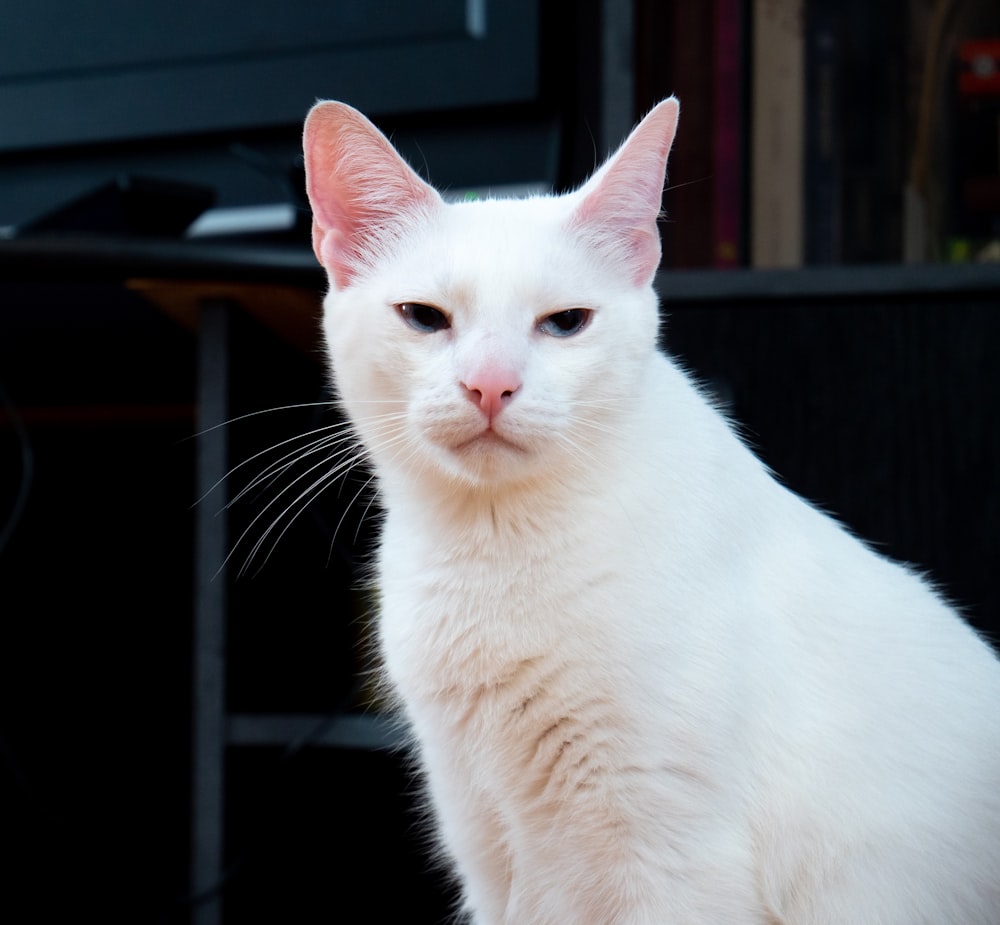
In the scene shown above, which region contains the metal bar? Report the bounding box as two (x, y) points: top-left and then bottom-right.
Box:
(227, 712), (404, 753)
(601, 0), (635, 151)
(190, 300), (231, 925)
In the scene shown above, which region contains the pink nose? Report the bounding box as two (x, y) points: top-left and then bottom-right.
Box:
(462, 368), (521, 421)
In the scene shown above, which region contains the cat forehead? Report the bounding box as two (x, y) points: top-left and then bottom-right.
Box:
(394, 193), (605, 296)
(443, 193), (573, 240)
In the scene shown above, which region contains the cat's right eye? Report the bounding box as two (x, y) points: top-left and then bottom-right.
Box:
(537, 308), (593, 338)
(397, 302), (451, 333)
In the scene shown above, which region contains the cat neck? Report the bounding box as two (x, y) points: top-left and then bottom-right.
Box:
(379, 447), (609, 544)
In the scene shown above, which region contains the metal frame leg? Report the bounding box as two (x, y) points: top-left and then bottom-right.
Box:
(191, 300), (231, 925)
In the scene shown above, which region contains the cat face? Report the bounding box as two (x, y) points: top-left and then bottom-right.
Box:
(303, 100), (679, 492)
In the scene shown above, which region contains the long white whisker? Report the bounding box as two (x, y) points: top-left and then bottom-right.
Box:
(551, 426), (611, 474)
(571, 417), (622, 440)
(353, 478), (384, 545)
(190, 400), (336, 440)
(195, 414), (350, 506)
(230, 413), (414, 575)
(242, 459), (360, 577)
(228, 426), (355, 508)
(224, 442), (364, 578)
(244, 415), (416, 574)
(330, 471), (380, 560)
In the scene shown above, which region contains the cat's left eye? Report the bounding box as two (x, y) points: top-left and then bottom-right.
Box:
(397, 302), (451, 333)
(538, 308), (593, 338)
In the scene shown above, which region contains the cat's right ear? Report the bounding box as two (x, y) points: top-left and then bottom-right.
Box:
(303, 101), (442, 289)
(568, 97), (679, 288)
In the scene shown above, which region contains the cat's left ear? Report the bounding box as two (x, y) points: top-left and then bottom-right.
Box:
(303, 100), (442, 289)
(569, 97), (679, 287)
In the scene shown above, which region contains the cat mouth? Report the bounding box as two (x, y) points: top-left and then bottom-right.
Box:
(453, 428), (524, 454)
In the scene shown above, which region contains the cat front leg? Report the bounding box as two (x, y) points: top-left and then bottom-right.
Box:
(419, 747), (514, 924)
(504, 832), (765, 925)
(448, 800), (512, 925)
(493, 756), (764, 925)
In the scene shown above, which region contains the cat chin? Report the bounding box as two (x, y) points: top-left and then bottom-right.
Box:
(421, 430), (543, 489)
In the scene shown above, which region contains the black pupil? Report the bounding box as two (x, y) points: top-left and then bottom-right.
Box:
(408, 304), (445, 330)
(551, 310), (583, 332)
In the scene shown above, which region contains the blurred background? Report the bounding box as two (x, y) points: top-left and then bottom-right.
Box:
(0, 1), (997, 923)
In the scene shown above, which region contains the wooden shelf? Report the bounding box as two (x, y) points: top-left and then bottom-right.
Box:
(657, 261), (1000, 304)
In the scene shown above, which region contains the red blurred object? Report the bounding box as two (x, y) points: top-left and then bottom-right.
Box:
(959, 39), (1000, 97)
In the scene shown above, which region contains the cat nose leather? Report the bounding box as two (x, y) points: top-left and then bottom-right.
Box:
(461, 369), (521, 421)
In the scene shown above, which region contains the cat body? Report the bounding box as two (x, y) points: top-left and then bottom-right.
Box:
(303, 98), (1000, 923)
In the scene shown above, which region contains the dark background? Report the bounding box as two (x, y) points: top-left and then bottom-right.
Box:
(0, 2), (997, 923)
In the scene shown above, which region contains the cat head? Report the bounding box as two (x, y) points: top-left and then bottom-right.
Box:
(303, 99), (679, 496)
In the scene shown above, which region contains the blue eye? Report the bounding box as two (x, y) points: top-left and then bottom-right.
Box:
(538, 308), (593, 337)
(397, 303), (451, 333)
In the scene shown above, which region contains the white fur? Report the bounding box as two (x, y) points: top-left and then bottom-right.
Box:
(304, 100), (1000, 924)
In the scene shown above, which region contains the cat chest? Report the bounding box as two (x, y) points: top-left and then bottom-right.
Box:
(375, 542), (631, 704)
(380, 571), (646, 793)
(377, 568), (736, 820)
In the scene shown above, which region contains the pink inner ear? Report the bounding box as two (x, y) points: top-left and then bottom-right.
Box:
(570, 98), (679, 287)
(304, 102), (440, 288)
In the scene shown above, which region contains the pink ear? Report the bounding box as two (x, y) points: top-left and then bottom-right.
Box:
(303, 101), (441, 288)
(569, 97), (679, 287)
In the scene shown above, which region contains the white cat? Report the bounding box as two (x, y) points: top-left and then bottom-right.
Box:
(302, 98), (1000, 924)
